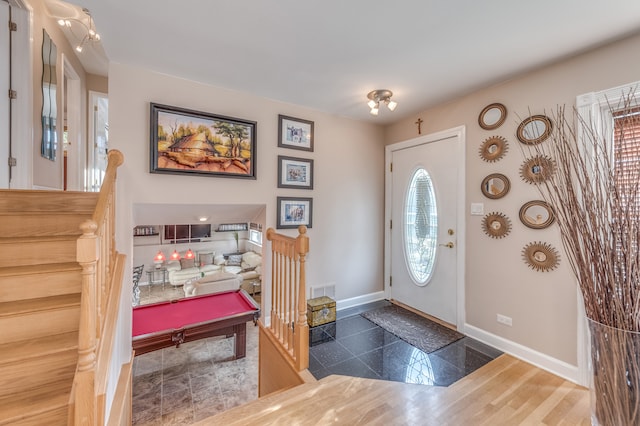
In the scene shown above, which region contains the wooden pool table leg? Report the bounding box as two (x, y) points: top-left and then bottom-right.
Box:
(234, 322), (247, 359)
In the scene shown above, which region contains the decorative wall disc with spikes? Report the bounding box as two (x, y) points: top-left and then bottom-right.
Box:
(481, 212), (512, 238)
(519, 155), (556, 184)
(479, 135), (508, 162)
(522, 241), (560, 272)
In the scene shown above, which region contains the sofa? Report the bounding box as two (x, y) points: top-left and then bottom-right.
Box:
(221, 251), (262, 294)
(183, 271), (241, 297)
(165, 256), (221, 286)
(165, 250), (262, 292)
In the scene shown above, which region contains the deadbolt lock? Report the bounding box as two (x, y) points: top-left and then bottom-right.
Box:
(448, 229), (454, 235)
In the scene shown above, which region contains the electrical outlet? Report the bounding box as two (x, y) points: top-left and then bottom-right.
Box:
(497, 314), (512, 326)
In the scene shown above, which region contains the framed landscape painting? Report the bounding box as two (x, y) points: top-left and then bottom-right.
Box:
(277, 155), (313, 189)
(150, 103), (256, 179)
(277, 197), (313, 229)
(278, 114), (314, 152)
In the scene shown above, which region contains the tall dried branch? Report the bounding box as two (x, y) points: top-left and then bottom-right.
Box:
(524, 92), (640, 331)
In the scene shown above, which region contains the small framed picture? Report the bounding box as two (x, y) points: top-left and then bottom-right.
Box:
(278, 114), (314, 152)
(277, 155), (313, 189)
(277, 197), (313, 229)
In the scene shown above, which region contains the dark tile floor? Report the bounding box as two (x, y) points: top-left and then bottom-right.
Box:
(308, 300), (503, 386)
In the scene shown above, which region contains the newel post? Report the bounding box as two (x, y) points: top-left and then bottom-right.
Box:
(75, 219), (100, 425)
(294, 225), (309, 370)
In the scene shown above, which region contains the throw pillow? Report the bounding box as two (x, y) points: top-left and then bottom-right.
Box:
(180, 258), (196, 269)
(199, 252), (214, 266)
(214, 254), (226, 266)
(227, 254), (243, 266)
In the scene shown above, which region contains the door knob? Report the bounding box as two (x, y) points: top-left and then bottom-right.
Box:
(439, 242), (454, 248)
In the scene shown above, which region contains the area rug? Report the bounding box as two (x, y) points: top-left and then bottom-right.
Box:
(361, 304), (464, 353)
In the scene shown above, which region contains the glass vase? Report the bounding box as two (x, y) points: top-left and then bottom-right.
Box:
(588, 318), (640, 425)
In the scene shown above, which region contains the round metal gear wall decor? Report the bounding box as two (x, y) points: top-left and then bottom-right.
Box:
(481, 212), (512, 239)
(479, 135), (509, 162)
(522, 241), (560, 272)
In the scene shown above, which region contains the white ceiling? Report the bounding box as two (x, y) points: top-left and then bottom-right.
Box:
(63, 0), (640, 124)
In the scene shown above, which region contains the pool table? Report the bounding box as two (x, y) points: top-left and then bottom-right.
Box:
(132, 289), (260, 358)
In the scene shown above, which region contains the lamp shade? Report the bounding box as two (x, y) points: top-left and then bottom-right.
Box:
(154, 251), (165, 263)
(170, 250), (181, 261)
(185, 249), (195, 259)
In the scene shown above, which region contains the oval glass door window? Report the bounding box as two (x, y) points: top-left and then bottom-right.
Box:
(404, 168), (438, 285)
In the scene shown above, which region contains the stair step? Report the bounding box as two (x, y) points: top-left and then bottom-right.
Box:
(0, 263), (81, 302)
(0, 333), (78, 398)
(0, 377), (71, 425)
(0, 294), (80, 345)
(0, 236), (77, 268)
(0, 189), (98, 214)
(0, 213), (91, 238)
(0, 331), (78, 364)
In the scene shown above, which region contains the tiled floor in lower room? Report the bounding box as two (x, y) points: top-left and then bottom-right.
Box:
(131, 322), (259, 425)
(308, 300), (503, 386)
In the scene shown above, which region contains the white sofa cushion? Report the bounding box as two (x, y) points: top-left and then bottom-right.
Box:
(183, 272), (241, 297)
(241, 251), (262, 270)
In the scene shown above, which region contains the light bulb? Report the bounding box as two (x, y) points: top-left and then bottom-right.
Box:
(370, 106), (379, 116)
(75, 44), (83, 53)
(367, 99), (377, 109)
(387, 100), (398, 111)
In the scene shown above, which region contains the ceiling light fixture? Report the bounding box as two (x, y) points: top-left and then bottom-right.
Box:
(367, 90), (398, 116)
(58, 8), (101, 53)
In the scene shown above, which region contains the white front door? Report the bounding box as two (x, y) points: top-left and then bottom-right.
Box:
(386, 127), (464, 326)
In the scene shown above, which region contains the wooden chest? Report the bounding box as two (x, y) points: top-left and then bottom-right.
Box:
(306, 296), (336, 327)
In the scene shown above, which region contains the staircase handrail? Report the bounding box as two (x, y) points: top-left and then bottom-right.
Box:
(72, 149), (124, 425)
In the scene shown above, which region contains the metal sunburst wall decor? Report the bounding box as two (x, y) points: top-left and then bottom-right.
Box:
(479, 135), (509, 162)
(522, 241), (560, 272)
(519, 155), (556, 184)
(481, 212), (512, 239)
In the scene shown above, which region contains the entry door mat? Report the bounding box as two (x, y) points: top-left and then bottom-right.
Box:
(361, 305), (464, 354)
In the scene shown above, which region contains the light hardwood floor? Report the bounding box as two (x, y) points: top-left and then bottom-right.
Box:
(196, 354), (590, 425)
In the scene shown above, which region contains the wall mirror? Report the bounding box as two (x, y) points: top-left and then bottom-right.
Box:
(478, 103), (507, 130)
(41, 29), (57, 161)
(516, 114), (552, 145)
(519, 200), (555, 229)
(481, 173), (510, 199)
(520, 155), (555, 184)
(482, 212), (511, 238)
(522, 241), (560, 272)
(479, 135), (508, 162)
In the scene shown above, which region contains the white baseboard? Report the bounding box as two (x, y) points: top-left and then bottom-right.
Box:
(465, 324), (579, 384)
(336, 291), (386, 311)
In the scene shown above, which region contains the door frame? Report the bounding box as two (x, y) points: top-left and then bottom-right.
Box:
(61, 54), (82, 191)
(384, 125), (466, 330)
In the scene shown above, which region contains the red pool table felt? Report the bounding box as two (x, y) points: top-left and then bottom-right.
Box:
(132, 290), (259, 357)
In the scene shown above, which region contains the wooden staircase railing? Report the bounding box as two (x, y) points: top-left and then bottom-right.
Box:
(259, 226), (310, 396)
(70, 150), (127, 425)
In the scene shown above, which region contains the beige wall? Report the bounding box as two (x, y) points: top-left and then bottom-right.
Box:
(29, 0), (88, 189)
(386, 32), (640, 366)
(108, 61), (386, 357)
